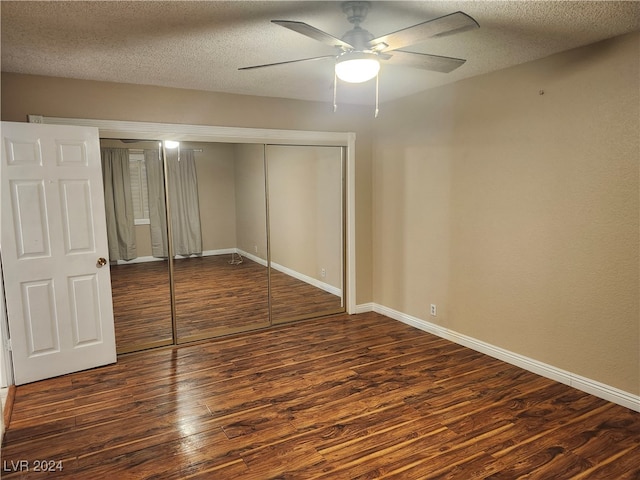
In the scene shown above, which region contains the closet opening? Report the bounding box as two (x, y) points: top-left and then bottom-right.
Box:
(99, 135), (350, 354)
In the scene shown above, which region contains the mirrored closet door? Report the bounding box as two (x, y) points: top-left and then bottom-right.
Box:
(171, 143), (270, 343)
(101, 140), (173, 354)
(104, 139), (345, 354)
(266, 145), (345, 324)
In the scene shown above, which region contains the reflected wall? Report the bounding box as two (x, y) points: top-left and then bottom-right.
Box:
(267, 145), (344, 323)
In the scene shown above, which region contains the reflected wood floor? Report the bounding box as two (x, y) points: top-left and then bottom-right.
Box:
(110, 255), (342, 352)
(2, 312), (639, 479)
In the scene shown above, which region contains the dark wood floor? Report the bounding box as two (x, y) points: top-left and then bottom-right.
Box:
(110, 259), (173, 351)
(2, 312), (639, 479)
(110, 255), (343, 352)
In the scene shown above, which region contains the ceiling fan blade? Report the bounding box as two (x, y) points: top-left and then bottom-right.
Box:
(384, 50), (466, 73)
(239, 55), (336, 71)
(271, 20), (354, 49)
(369, 11), (479, 52)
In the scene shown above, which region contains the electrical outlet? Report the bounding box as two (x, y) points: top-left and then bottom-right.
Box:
(254, 245), (258, 253)
(430, 304), (437, 316)
(321, 268), (326, 278)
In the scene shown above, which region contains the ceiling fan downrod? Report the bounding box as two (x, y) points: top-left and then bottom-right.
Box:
(342, 1), (370, 26)
(340, 1), (375, 51)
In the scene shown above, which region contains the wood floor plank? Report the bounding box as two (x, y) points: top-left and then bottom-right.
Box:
(74, 427), (244, 480)
(2, 312), (639, 479)
(570, 444), (640, 480)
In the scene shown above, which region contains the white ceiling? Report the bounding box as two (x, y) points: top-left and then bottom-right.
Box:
(2, 1), (639, 106)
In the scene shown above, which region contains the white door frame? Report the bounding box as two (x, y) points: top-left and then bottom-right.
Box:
(31, 116), (357, 315)
(0, 257), (14, 387)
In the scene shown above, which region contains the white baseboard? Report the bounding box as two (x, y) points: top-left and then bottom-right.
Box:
(116, 249), (342, 299)
(234, 249), (341, 298)
(116, 249), (235, 265)
(271, 262), (342, 298)
(235, 249), (267, 267)
(354, 302), (374, 314)
(233, 250), (340, 298)
(202, 249), (236, 257)
(115, 255), (163, 265)
(357, 302), (640, 412)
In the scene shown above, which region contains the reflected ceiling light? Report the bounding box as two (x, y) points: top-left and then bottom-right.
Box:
(335, 52), (380, 83)
(164, 140), (180, 149)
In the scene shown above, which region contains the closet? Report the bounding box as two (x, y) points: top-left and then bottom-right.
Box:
(103, 139), (346, 354)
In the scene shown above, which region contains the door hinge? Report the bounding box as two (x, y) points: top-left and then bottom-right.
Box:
(4, 338), (11, 352)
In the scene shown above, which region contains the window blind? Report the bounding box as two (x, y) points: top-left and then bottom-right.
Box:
(128, 152), (150, 224)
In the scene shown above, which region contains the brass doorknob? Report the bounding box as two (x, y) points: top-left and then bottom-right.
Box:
(97, 257), (107, 267)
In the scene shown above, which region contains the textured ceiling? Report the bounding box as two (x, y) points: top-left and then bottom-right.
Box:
(2, 1), (639, 106)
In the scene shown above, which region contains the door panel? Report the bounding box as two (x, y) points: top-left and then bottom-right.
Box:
(21, 279), (59, 355)
(68, 274), (103, 345)
(10, 180), (51, 257)
(1, 121), (117, 385)
(60, 180), (95, 252)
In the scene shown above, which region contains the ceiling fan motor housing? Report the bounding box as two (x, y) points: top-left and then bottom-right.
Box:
(341, 1), (375, 52)
(341, 26), (374, 51)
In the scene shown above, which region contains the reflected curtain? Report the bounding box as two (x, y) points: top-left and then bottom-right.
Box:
(145, 149), (202, 257)
(101, 148), (137, 261)
(145, 149), (168, 258)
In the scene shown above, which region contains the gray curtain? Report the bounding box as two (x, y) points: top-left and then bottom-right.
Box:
(144, 149), (168, 258)
(101, 148), (137, 261)
(145, 148), (202, 257)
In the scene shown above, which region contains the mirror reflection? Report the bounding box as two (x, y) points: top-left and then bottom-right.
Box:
(102, 139), (346, 354)
(100, 140), (173, 354)
(170, 143), (270, 342)
(267, 145), (344, 323)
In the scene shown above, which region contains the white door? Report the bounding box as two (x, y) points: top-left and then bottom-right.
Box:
(1, 121), (116, 385)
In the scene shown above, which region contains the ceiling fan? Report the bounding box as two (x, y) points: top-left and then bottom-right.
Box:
(239, 1), (479, 86)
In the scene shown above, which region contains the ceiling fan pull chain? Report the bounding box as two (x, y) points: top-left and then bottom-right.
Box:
(333, 72), (338, 113)
(374, 72), (379, 118)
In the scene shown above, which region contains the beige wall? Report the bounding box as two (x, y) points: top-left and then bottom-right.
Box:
(267, 145), (343, 288)
(0, 74), (374, 304)
(234, 144), (268, 259)
(189, 142), (238, 251)
(372, 32), (640, 395)
(234, 144), (343, 288)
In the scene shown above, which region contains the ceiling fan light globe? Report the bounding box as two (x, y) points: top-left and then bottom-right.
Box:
(335, 58), (380, 83)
